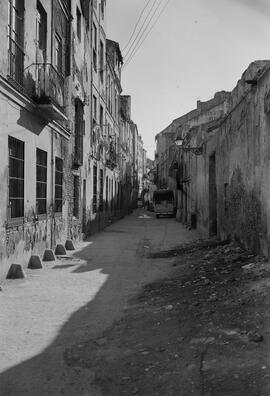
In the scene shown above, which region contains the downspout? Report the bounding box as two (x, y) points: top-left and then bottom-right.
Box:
(50, 129), (54, 249)
(51, 0), (54, 65)
(50, 0), (54, 249)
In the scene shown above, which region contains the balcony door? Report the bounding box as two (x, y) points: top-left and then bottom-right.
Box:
(8, 0), (25, 86)
(36, 1), (47, 63)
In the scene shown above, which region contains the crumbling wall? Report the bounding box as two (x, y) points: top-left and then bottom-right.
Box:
(215, 61), (270, 255)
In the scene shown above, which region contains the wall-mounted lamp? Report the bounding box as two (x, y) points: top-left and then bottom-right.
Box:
(175, 138), (203, 155)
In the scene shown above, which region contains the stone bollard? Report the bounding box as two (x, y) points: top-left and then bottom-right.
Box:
(65, 239), (75, 251)
(28, 255), (42, 269)
(42, 249), (56, 261)
(6, 264), (26, 279)
(55, 244), (67, 256)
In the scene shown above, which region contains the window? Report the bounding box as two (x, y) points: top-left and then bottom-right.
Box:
(55, 157), (63, 212)
(99, 169), (104, 211)
(99, 105), (104, 133)
(93, 95), (97, 120)
(37, 1), (47, 62)
(224, 183), (229, 215)
(115, 89), (118, 120)
(93, 165), (97, 213)
(36, 148), (47, 214)
(73, 175), (80, 218)
(93, 23), (97, 72)
(8, 136), (24, 218)
(74, 99), (84, 165)
(76, 7), (81, 41)
(54, 34), (62, 74)
(8, 0), (25, 86)
(106, 176), (108, 210)
(99, 40), (104, 83)
(101, 0), (104, 19)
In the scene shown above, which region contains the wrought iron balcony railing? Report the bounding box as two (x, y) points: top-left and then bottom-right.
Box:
(24, 63), (66, 120)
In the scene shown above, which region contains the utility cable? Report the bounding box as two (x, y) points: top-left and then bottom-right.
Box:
(122, 0), (153, 52)
(123, 0), (161, 59)
(124, 0), (171, 69)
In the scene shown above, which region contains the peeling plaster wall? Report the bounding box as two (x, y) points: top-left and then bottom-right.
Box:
(215, 62), (270, 255)
(0, 90), (71, 281)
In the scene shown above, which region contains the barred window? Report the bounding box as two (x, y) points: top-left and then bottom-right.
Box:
(74, 99), (84, 165)
(8, 136), (24, 218)
(55, 157), (63, 212)
(73, 175), (80, 218)
(36, 148), (47, 214)
(99, 169), (104, 212)
(93, 165), (97, 213)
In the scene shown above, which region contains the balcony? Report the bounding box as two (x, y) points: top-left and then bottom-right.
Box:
(106, 141), (117, 170)
(25, 63), (67, 122)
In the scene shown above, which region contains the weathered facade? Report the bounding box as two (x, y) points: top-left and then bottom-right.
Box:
(168, 60), (270, 257)
(0, 0), (147, 282)
(0, 0), (75, 281)
(213, 61), (270, 255)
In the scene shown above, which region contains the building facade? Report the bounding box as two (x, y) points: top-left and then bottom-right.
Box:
(163, 60), (270, 258)
(0, 0), (147, 282)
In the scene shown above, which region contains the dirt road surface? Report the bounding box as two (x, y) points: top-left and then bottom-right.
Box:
(0, 209), (200, 396)
(1, 209), (270, 395)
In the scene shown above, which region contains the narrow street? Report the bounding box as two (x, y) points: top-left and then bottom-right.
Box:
(0, 209), (199, 396)
(1, 209), (270, 395)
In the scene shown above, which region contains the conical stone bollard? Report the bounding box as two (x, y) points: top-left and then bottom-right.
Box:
(55, 244), (67, 256)
(65, 239), (75, 251)
(42, 249), (56, 261)
(28, 255), (42, 269)
(6, 264), (26, 279)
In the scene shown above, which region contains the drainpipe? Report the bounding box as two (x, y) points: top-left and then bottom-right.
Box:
(50, 129), (54, 249)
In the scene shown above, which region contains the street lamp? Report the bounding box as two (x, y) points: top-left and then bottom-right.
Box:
(175, 137), (203, 155)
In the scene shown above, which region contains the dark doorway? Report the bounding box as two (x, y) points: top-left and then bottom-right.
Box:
(209, 153), (217, 235)
(82, 179), (86, 234)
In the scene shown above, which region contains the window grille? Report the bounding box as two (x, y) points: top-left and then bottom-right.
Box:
(99, 169), (104, 212)
(55, 157), (63, 212)
(74, 99), (84, 165)
(73, 175), (80, 218)
(36, 148), (47, 214)
(99, 40), (104, 83)
(105, 176), (108, 210)
(93, 165), (97, 213)
(8, 136), (24, 218)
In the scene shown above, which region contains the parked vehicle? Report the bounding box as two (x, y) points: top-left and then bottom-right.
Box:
(153, 189), (176, 218)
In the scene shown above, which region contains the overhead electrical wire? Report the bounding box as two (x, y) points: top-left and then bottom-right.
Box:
(123, 0), (171, 69)
(122, 0), (153, 52)
(123, 0), (161, 59)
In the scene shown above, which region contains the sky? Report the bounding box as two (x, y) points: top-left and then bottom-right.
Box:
(106, 0), (270, 159)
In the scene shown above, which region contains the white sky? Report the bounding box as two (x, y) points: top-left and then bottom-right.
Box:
(107, 0), (270, 159)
